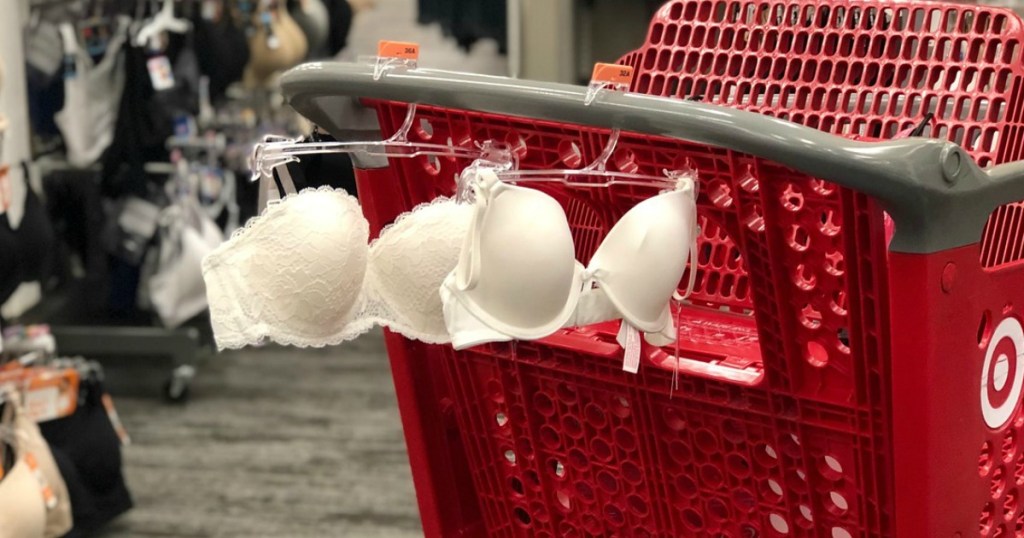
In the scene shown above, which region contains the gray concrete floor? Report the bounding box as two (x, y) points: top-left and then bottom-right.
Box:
(97, 331), (424, 538)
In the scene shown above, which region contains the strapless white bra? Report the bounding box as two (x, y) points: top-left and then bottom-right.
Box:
(202, 169), (698, 354)
(441, 169), (698, 350)
(202, 187), (473, 349)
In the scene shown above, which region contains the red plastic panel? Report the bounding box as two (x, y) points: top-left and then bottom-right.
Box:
(620, 0), (1024, 276)
(352, 1), (1024, 536)
(365, 98), (893, 535)
(625, 0), (1024, 165)
(442, 341), (883, 537)
(981, 201), (1024, 269)
(888, 246), (1024, 536)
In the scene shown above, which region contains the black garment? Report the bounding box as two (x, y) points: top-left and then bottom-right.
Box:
(418, 0), (507, 53)
(278, 151), (357, 197)
(101, 37), (198, 198)
(39, 378), (133, 536)
(26, 68), (65, 138)
(0, 181), (57, 306)
(43, 169), (108, 283)
(193, 9), (249, 102)
(324, 0), (354, 56)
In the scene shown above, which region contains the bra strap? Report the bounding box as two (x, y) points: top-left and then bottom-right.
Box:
(674, 180), (700, 301)
(257, 163), (300, 213)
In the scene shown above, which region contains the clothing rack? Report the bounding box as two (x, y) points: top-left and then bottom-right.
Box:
(1, 21), (206, 401)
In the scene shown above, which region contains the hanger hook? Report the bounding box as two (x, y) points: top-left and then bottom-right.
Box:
(582, 129), (621, 173)
(386, 104), (419, 144)
(249, 136), (302, 182)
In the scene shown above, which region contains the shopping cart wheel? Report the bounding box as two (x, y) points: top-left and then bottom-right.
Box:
(163, 365), (196, 403)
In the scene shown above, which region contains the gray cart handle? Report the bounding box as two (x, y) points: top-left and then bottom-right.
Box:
(281, 62), (1024, 255)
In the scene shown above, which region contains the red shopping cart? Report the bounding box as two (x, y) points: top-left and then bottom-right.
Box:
(282, 1), (1024, 535)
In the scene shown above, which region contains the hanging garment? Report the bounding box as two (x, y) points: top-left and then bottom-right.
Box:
(102, 32), (198, 198)
(0, 179), (57, 307)
(323, 0), (354, 56)
(140, 196), (224, 328)
(202, 187), (473, 349)
(244, 5), (309, 86)
(5, 399), (74, 538)
(54, 18), (130, 169)
(193, 7), (250, 101)
(24, 20), (64, 87)
(289, 0), (330, 58)
(0, 441), (47, 538)
(39, 378), (133, 536)
(440, 169), (698, 350)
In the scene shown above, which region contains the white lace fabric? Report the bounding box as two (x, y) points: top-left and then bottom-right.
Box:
(202, 187), (471, 350)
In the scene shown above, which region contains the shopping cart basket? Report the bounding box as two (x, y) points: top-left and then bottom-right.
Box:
(281, 0), (1024, 535)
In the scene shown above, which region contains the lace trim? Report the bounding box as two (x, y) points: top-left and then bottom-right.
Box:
(367, 195), (461, 249)
(203, 186), (360, 272)
(208, 191), (465, 350)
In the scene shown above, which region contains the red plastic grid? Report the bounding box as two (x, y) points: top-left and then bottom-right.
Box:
(354, 0), (1024, 535)
(618, 0), (1024, 271)
(367, 98), (893, 535)
(442, 341), (877, 537)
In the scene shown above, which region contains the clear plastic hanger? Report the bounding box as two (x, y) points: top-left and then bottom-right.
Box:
(249, 103), (513, 182)
(456, 128), (702, 327)
(459, 129), (688, 194)
(134, 0), (190, 48)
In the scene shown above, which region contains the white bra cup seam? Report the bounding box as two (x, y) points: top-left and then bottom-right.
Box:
(443, 261), (586, 341)
(581, 187), (695, 332)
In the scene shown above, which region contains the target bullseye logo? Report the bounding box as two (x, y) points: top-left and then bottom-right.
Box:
(982, 317), (1024, 430)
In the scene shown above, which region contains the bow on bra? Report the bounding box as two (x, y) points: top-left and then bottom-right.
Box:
(440, 168), (699, 351)
(202, 186), (473, 349)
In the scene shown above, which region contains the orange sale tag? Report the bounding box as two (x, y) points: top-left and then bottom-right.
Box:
(24, 369), (79, 422)
(591, 63), (635, 86)
(378, 40), (420, 60)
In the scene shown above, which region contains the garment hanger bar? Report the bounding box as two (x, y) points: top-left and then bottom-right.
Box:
(251, 104), (512, 182)
(482, 129), (686, 191)
(280, 62), (1024, 254)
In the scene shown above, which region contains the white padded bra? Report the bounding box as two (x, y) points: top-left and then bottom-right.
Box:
(202, 188), (473, 349)
(441, 169), (698, 351)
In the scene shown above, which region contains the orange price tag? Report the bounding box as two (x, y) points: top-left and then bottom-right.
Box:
(23, 369), (79, 422)
(591, 63), (635, 86)
(378, 40), (420, 60)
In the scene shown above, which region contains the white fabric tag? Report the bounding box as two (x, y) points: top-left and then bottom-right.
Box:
(24, 387), (60, 423)
(147, 56), (175, 91)
(618, 322), (642, 374)
(201, 0), (219, 21)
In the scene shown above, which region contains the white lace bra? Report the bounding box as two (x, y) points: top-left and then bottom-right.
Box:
(202, 187), (472, 349)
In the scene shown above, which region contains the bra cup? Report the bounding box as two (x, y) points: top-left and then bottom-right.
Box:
(463, 186), (580, 331)
(585, 188), (697, 331)
(256, 191), (366, 338)
(368, 198), (473, 340)
(204, 189), (369, 347)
